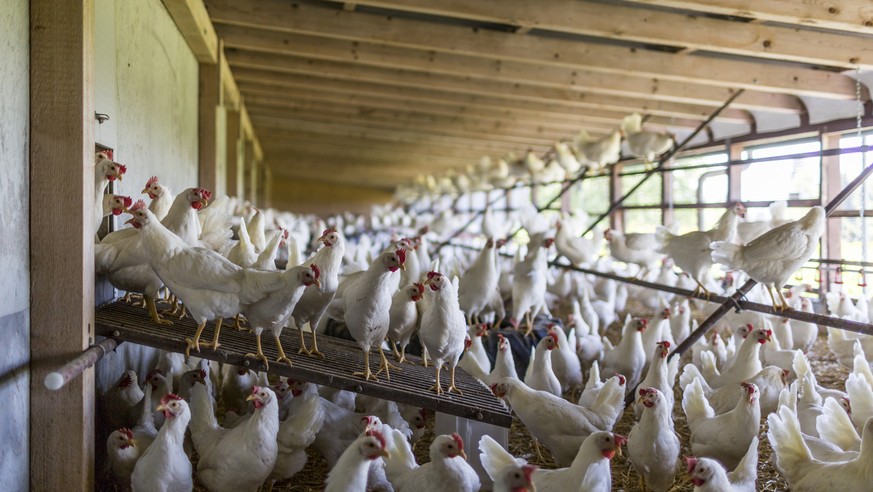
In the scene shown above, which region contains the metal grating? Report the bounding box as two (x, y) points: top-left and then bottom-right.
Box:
(95, 300), (512, 427)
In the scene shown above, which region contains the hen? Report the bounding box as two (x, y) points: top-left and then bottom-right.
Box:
(141, 175), (173, 221)
(125, 203), (291, 355)
(555, 215), (602, 266)
(491, 462), (536, 492)
(523, 332), (561, 396)
(621, 113), (674, 165)
(605, 230), (661, 275)
(548, 324), (583, 393)
(384, 430), (480, 492)
(684, 437), (759, 492)
(491, 376), (624, 466)
(267, 387), (325, 489)
(324, 430), (390, 492)
(387, 282), (424, 364)
(94, 151), (127, 237)
(130, 394), (192, 492)
(658, 203), (744, 296)
(511, 234), (554, 335)
(189, 383), (279, 492)
(338, 249), (406, 381)
(628, 388), (681, 492)
(683, 380), (761, 470)
(457, 237), (503, 325)
(602, 316), (648, 393)
(574, 129), (621, 171)
(681, 327), (770, 390)
(420, 271), (468, 394)
(633, 341), (679, 419)
(711, 206), (825, 311)
(479, 431), (625, 491)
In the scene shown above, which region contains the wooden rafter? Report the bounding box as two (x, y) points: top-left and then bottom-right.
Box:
(205, 0), (859, 99)
(318, 0), (873, 68)
(216, 23), (804, 114)
(161, 0), (219, 63)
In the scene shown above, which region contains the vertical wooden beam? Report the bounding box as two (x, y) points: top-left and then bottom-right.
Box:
(225, 109), (241, 198)
(198, 50), (221, 192)
(244, 140), (257, 205)
(30, 1), (95, 490)
(822, 132), (844, 294)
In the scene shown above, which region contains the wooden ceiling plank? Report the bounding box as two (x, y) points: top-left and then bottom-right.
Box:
(162, 0), (219, 63)
(318, 0), (873, 68)
(216, 24), (803, 114)
(227, 50), (755, 123)
(620, 0), (873, 36)
(264, 140), (485, 167)
(205, 0), (859, 99)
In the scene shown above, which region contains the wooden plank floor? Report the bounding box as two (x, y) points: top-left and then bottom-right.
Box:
(95, 300), (512, 427)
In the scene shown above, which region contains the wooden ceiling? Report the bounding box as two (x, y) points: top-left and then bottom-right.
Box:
(203, 0), (873, 193)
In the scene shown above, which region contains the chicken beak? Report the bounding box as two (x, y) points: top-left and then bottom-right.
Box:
(124, 217), (136, 226)
(116, 173), (123, 182)
(459, 449), (468, 461)
(313, 279), (321, 289)
(200, 198), (209, 208)
(246, 394), (258, 402)
(155, 403), (167, 412)
(399, 263), (406, 271)
(141, 187), (149, 194)
(129, 438), (137, 448)
(380, 449), (390, 459)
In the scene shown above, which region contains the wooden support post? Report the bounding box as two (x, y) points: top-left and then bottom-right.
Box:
(198, 53), (221, 193)
(822, 133), (844, 294)
(225, 109), (242, 198)
(244, 140), (257, 205)
(30, 0), (96, 489)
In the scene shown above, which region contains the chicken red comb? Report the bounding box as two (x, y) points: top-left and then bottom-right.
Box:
(662, 308), (671, 319)
(685, 456), (698, 473)
(658, 340), (671, 349)
(497, 333), (505, 342)
(117, 163), (127, 175)
(427, 271), (440, 279)
(366, 429), (387, 449)
(119, 373), (133, 388)
(322, 227), (336, 236)
(251, 385), (261, 395)
(450, 432), (464, 452)
(195, 188), (212, 200)
(199, 369), (207, 380)
(615, 373), (626, 386)
(396, 248), (406, 265)
(522, 464), (537, 482)
(282, 229), (290, 240)
(464, 335), (473, 349)
(414, 283), (425, 295)
(145, 176), (159, 188)
(121, 196), (133, 208)
(119, 427), (134, 440)
(741, 382), (755, 393)
(129, 199), (147, 212)
(310, 264), (321, 279)
(418, 408), (428, 418)
(160, 393), (182, 405)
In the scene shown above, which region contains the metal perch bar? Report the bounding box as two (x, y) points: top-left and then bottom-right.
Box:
(44, 336), (120, 390)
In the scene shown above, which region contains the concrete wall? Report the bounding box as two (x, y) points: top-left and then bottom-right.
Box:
(94, 0), (200, 394)
(0, 0), (29, 489)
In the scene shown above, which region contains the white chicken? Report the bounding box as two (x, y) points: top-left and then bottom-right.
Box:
(188, 383), (279, 492)
(633, 341), (679, 419)
(288, 227), (346, 357)
(658, 203), (745, 296)
(94, 151), (127, 237)
(487, 334), (519, 384)
(711, 206), (825, 311)
(130, 394), (192, 492)
(523, 332), (561, 396)
(681, 327), (771, 390)
(554, 140), (581, 176)
(141, 175), (173, 221)
(548, 324), (583, 393)
(684, 437), (759, 492)
(604, 229), (662, 275)
(621, 113), (674, 165)
(384, 430), (480, 492)
(491, 462), (537, 492)
(602, 316), (648, 393)
(324, 430), (390, 492)
(768, 405), (873, 491)
(511, 234), (554, 335)
(628, 388), (681, 492)
(420, 271), (468, 394)
(267, 387), (325, 489)
(490, 376), (624, 466)
(387, 282), (424, 364)
(479, 431), (624, 492)
(736, 200), (790, 244)
(574, 129), (621, 171)
(457, 237), (503, 325)
(683, 380), (761, 470)
(554, 215), (602, 266)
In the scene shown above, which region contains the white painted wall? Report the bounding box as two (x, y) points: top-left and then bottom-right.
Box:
(93, 0), (200, 394)
(0, 1), (29, 489)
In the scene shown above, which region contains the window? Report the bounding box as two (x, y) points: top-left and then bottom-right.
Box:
(837, 133), (873, 211)
(623, 209), (661, 234)
(621, 164), (662, 206)
(570, 175), (610, 217)
(740, 139), (821, 202)
(669, 153), (729, 204)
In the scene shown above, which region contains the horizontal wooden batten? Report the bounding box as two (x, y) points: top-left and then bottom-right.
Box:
(318, 0), (873, 69)
(216, 23), (805, 114)
(227, 50), (756, 124)
(206, 0), (861, 99)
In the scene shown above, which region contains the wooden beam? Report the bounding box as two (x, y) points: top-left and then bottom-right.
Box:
(319, 0), (873, 68)
(249, 114), (553, 155)
(206, 0), (860, 99)
(225, 109), (242, 198)
(217, 23), (804, 114)
(220, 51), (240, 109)
(161, 0), (219, 63)
(30, 1), (95, 490)
(621, 0), (873, 36)
(227, 50), (756, 124)
(199, 49), (222, 192)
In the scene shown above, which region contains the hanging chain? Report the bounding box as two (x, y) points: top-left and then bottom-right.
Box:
(855, 68), (868, 279)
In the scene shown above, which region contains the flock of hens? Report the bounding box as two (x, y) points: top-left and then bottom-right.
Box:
(92, 114), (872, 492)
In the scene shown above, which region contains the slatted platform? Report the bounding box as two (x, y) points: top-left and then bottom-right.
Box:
(95, 300), (512, 427)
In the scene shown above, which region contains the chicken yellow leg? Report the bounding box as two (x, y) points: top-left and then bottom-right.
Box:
(244, 331), (270, 370)
(297, 327), (311, 355)
(429, 364), (444, 395)
(275, 333), (293, 367)
(145, 297), (172, 326)
(353, 349), (379, 382)
(185, 321), (207, 357)
(764, 285), (781, 312)
(374, 346), (401, 380)
(446, 366), (463, 395)
(391, 340), (402, 361)
(308, 329), (325, 359)
(776, 287), (791, 312)
(523, 312), (534, 337)
(200, 318), (223, 351)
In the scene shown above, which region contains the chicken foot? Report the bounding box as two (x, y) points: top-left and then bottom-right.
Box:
(691, 279), (712, 300)
(764, 285), (790, 313)
(353, 349), (379, 382)
(145, 297), (172, 326)
(231, 313), (248, 331)
(275, 333), (293, 367)
(184, 320), (208, 357)
(297, 326), (325, 358)
(244, 331), (270, 370)
(391, 339), (402, 361)
(374, 347), (401, 380)
(523, 312), (534, 337)
(429, 365), (444, 395)
(199, 318), (224, 351)
(446, 366), (463, 395)
(775, 287), (791, 312)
